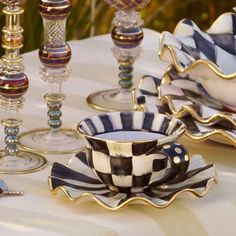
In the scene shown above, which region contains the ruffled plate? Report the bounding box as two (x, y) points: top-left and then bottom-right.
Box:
(137, 74), (236, 147)
(48, 151), (216, 210)
(159, 12), (236, 111)
(160, 66), (236, 127)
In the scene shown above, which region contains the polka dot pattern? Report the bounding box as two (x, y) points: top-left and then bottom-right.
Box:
(161, 143), (189, 176)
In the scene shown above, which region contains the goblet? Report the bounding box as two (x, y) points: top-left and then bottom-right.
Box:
(0, 0), (47, 174)
(18, 0), (84, 154)
(87, 0), (151, 111)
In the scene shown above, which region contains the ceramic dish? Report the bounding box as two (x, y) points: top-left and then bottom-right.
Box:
(137, 75), (236, 147)
(76, 111), (186, 193)
(182, 117), (236, 146)
(160, 66), (236, 128)
(49, 151), (216, 210)
(159, 12), (236, 111)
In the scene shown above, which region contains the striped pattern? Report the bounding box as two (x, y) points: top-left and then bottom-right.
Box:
(159, 67), (236, 127)
(138, 74), (236, 145)
(77, 111), (186, 192)
(183, 117), (236, 140)
(78, 111), (184, 138)
(1, 31), (235, 235)
(49, 151), (216, 210)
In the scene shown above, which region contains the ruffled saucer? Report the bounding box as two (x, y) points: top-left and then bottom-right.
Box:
(137, 74), (236, 147)
(48, 150), (216, 210)
(160, 67), (236, 127)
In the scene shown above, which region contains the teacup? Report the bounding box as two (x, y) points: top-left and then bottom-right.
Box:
(77, 111), (189, 193)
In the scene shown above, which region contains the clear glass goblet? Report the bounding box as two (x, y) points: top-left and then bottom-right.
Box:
(0, 0), (47, 174)
(18, 0), (84, 154)
(87, 0), (151, 111)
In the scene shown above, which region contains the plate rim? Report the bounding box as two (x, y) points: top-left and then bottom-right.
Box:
(48, 151), (217, 210)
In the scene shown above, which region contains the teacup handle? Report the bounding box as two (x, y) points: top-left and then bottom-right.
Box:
(147, 143), (189, 190)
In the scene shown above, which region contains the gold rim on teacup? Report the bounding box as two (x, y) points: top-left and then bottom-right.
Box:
(77, 111), (187, 193)
(77, 111), (186, 144)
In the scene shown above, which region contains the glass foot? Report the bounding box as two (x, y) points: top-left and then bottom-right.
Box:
(18, 128), (85, 154)
(87, 88), (136, 111)
(0, 150), (47, 174)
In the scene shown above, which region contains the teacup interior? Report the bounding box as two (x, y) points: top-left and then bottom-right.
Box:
(95, 131), (164, 141)
(78, 111), (184, 141)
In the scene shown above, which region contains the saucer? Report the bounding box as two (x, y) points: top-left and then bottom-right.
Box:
(183, 117), (236, 146)
(159, 12), (236, 111)
(48, 149), (216, 210)
(160, 66), (236, 128)
(138, 75), (236, 147)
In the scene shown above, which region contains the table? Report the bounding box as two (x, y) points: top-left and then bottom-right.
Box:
(0, 29), (236, 236)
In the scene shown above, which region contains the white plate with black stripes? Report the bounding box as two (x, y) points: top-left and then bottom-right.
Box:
(48, 146), (216, 210)
(138, 74), (236, 147)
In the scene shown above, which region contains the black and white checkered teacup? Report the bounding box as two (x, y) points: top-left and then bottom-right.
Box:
(77, 111), (189, 193)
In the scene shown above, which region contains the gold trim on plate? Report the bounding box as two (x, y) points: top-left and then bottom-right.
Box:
(48, 158), (217, 210)
(159, 13), (236, 81)
(135, 70), (236, 147)
(185, 129), (236, 147)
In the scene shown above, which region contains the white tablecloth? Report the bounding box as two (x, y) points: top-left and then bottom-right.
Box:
(0, 29), (236, 236)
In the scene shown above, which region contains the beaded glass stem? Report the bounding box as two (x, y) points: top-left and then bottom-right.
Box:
(18, 0), (84, 154)
(0, 0), (47, 174)
(87, 0), (150, 111)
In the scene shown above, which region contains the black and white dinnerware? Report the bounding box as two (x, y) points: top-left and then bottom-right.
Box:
(159, 12), (236, 112)
(49, 151), (216, 210)
(77, 111), (187, 193)
(137, 74), (236, 147)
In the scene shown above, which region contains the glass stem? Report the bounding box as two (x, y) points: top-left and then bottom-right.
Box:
(118, 60), (133, 89)
(1, 101), (22, 156)
(44, 86), (65, 132)
(3, 120), (20, 156)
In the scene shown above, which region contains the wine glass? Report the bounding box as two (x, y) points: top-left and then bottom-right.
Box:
(87, 0), (151, 111)
(0, 0), (47, 174)
(18, 0), (85, 154)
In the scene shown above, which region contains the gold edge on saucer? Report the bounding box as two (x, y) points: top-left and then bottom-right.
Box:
(48, 175), (217, 211)
(160, 69), (236, 127)
(158, 36), (236, 80)
(185, 129), (236, 147)
(161, 94), (236, 127)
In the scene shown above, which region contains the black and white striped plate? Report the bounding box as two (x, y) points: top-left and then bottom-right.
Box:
(48, 149), (216, 210)
(138, 74), (236, 147)
(159, 66), (236, 128)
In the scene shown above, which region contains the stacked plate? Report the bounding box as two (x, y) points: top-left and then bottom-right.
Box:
(138, 12), (236, 147)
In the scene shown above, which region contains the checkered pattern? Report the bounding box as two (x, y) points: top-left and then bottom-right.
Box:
(49, 151), (216, 209)
(160, 13), (236, 75)
(77, 111), (187, 192)
(86, 142), (189, 193)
